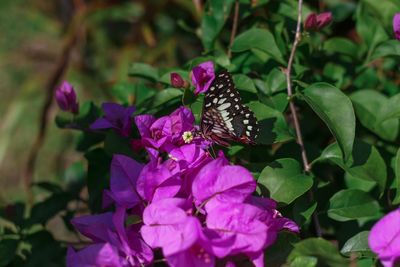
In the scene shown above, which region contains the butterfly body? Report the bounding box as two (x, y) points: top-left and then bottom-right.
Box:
(200, 70), (259, 147)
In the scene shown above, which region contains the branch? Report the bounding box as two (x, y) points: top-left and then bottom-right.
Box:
(228, 1), (240, 58)
(22, 6), (86, 206)
(285, 0), (322, 237)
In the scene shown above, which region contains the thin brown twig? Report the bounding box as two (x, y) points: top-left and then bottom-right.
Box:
(284, 0), (322, 237)
(228, 1), (240, 58)
(192, 0), (203, 18)
(22, 6), (86, 206)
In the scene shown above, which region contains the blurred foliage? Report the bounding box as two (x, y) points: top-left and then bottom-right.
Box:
(1, 0), (400, 266)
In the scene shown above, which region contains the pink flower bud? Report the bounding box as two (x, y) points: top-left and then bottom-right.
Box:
(393, 13), (400, 40)
(304, 12), (332, 31)
(316, 12), (332, 29)
(304, 13), (318, 31)
(170, 73), (185, 88)
(55, 81), (79, 114)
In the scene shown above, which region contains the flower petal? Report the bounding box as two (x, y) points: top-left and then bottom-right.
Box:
(109, 154), (143, 208)
(66, 243), (122, 267)
(369, 209), (400, 263)
(71, 212), (114, 242)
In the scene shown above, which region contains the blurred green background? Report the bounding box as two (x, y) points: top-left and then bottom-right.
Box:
(0, 0), (203, 204)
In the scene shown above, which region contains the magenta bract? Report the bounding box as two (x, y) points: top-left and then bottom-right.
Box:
(191, 61), (215, 94)
(393, 13), (400, 40)
(90, 103), (135, 137)
(369, 208), (400, 267)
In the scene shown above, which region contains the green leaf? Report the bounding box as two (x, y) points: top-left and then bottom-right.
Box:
(303, 83), (355, 161)
(25, 230), (65, 266)
(324, 38), (359, 58)
(85, 148), (111, 212)
(328, 189), (380, 222)
(356, 13), (389, 62)
(27, 193), (73, 226)
(231, 28), (285, 64)
(32, 182), (63, 194)
(0, 239), (18, 266)
(288, 238), (348, 267)
(264, 232), (300, 267)
(128, 63), (159, 81)
(362, 0), (400, 27)
(201, 0), (235, 50)
(380, 93), (400, 122)
(289, 256), (318, 267)
(104, 131), (136, 158)
(111, 81), (136, 104)
(247, 102), (294, 144)
(371, 40), (400, 60)
(258, 158), (313, 205)
(232, 74), (257, 93)
(344, 173), (376, 192)
(393, 148), (400, 205)
(350, 90), (399, 141)
(340, 231), (374, 257)
(151, 88), (183, 108)
(265, 68), (286, 94)
(317, 141), (387, 195)
(293, 196), (318, 226)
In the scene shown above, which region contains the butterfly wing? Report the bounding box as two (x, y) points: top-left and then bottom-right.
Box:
(200, 70), (259, 146)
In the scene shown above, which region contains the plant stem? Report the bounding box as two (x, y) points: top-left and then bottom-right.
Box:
(22, 4), (86, 206)
(285, 0), (322, 237)
(228, 1), (240, 58)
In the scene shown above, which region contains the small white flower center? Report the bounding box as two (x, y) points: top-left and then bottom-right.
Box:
(182, 131), (194, 143)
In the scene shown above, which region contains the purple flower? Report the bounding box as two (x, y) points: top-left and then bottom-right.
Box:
(103, 155), (143, 209)
(369, 208), (400, 267)
(134, 106), (197, 151)
(206, 203), (268, 256)
(192, 154), (256, 212)
(393, 13), (400, 40)
(247, 196), (300, 247)
(140, 198), (201, 256)
(55, 81), (79, 113)
(141, 198), (216, 267)
(304, 12), (332, 31)
(191, 61), (215, 94)
(90, 103), (135, 137)
(70, 208), (153, 267)
(67, 243), (122, 267)
(171, 73), (185, 88)
(136, 158), (182, 202)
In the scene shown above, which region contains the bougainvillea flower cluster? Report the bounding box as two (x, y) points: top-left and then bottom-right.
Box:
(67, 62), (299, 267)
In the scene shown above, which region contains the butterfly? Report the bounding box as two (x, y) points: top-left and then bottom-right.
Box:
(200, 70), (259, 147)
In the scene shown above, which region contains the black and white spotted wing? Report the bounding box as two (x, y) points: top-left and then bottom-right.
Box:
(200, 70), (259, 147)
